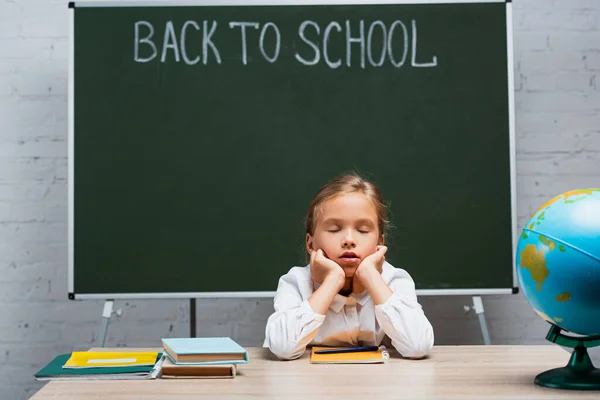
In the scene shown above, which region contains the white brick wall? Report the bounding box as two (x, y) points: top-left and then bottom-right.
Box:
(1, 0), (600, 399)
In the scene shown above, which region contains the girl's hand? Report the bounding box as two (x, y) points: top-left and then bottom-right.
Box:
(310, 249), (345, 289)
(355, 245), (388, 278)
(353, 245), (392, 303)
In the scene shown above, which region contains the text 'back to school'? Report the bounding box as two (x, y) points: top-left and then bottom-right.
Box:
(134, 19), (439, 69)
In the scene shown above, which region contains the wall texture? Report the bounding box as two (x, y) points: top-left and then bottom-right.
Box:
(1, 1), (600, 399)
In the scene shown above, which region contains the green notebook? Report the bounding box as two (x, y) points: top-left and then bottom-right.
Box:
(34, 353), (163, 381)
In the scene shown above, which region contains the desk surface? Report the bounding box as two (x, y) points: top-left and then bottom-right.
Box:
(30, 346), (600, 399)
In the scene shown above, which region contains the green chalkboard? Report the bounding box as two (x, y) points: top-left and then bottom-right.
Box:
(69, 1), (516, 299)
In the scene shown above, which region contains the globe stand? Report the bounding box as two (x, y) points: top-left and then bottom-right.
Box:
(535, 324), (600, 390)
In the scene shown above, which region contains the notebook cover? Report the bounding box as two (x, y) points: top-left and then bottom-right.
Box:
(34, 353), (162, 381)
(63, 351), (159, 368)
(160, 357), (236, 379)
(161, 337), (249, 365)
(310, 346), (389, 364)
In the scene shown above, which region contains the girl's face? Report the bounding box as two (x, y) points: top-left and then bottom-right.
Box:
(306, 192), (383, 278)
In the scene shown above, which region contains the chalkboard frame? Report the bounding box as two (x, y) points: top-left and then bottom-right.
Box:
(68, 0), (518, 300)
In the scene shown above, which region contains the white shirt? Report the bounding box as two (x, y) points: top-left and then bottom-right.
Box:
(263, 261), (434, 360)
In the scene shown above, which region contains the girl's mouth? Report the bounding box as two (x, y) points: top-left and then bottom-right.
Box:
(340, 252), (360, 265)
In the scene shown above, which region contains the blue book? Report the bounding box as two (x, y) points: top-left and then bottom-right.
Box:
(161, 337), (249, 365)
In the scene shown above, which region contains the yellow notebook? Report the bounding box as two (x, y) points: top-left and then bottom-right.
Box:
(63, 352), (160, 369)
(310, 346), (389, 364)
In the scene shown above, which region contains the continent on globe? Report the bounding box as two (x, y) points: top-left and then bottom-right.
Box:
(556, 292), (571, 302)
(519, 244), (549, 287)
(533, 189), (600, 215)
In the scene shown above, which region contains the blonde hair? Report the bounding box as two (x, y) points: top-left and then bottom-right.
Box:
(305, 172), (390, 238)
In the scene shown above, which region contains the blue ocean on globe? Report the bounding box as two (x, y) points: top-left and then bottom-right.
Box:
(516, 188), (600, 336)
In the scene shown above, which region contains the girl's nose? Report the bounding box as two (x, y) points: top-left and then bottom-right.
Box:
(342, 231), (357, 248)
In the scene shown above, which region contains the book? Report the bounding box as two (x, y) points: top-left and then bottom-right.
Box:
(34, 353), (163, 381)
(161, 337), (248, 365)
(63, 351), (159, 369)
(310, 346), (390, 364)
(160, 356), (236, 379)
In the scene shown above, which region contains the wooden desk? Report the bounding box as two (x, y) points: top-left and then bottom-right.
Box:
(30, 346), (599, 399)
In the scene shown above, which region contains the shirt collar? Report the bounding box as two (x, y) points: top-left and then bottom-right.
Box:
(329, 294), (346, 313)
(351, 290), (371, 306)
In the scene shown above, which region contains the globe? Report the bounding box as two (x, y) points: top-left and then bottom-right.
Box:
(516, 188), (600, 390)
(516, 188), (600, 335)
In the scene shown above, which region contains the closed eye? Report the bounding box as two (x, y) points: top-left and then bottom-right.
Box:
(358, 230), (370, 234)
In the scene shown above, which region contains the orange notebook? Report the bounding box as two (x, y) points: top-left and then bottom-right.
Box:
(160, 357), (236, 379)
(310, 346), (390, 364)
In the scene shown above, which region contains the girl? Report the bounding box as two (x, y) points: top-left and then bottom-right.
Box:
(264, 173), (434, 360)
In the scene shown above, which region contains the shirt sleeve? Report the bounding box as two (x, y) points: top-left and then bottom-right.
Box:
(263, 269), (325, 360)
(374, 269), (434, 359)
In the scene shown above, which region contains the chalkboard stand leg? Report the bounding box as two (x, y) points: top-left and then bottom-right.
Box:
(472, 296), (491, 345)
(190, 299), (196, 338)
(97, 300), (114, 347)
